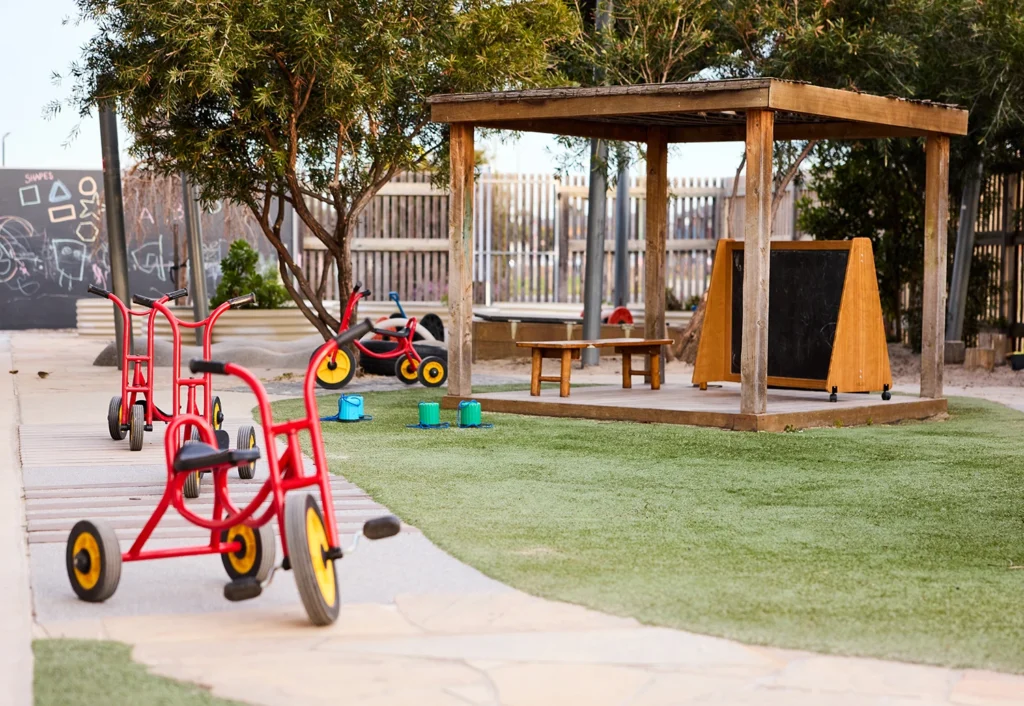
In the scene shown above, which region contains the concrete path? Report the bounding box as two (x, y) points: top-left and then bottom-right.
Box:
(6, 331), (1024, 705)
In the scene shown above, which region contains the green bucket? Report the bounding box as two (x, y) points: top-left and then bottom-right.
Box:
(418, 401), (441, 426)
(457, 400), (482, 427)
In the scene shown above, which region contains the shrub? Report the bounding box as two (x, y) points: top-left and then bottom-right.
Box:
(210, 240), (289, 309)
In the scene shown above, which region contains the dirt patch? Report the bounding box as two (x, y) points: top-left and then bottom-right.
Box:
(889, 343), (1024, 390)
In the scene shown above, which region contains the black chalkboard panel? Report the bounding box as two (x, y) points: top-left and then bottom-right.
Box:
(730, 248), (850, 381)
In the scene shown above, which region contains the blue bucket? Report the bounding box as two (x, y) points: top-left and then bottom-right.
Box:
(339, 395), (365, 421)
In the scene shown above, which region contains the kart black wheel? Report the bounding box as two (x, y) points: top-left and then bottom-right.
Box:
(66, 520), (121, 602)
(107, 396), (126, 441)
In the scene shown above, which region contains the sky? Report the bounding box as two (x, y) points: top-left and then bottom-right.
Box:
(0, 0), (745, 178)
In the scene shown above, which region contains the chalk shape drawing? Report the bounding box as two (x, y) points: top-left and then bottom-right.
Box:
(48, 204), (77, 223)
(130, 235), (171, 282)
(78, 193), (100, 220)
(78, 176), (98, 197)
(19, 185), (40, 207)
(205, 201), (223, 215)
(76, 221), (99, 243)
(138, 207), (154, 225)
(51, 239), (87, 290)
(0, 216), (42, 294)
(48, 180), (72, 203)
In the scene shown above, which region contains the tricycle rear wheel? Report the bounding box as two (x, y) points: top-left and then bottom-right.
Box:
(394, 355), (419, 385)
(128, 404), (145, 451)
(236, 425), (258, 479)
(285, 493), (340, 626)
(66, 519), (121, 602)
(107, 396), (125, 441)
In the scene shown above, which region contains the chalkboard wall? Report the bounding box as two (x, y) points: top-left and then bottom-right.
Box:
(730, 248), (850, 382)
(0, 168), (283, 330)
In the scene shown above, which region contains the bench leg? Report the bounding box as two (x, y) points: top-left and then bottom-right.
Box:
(621, 352), (632, 389)
(530, 348), (542, 396)
(649, 349), (661, 390)
(560, 350), (572, 397)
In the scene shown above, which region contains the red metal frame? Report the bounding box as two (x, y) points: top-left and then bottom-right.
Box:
(123, 338), (345, 563)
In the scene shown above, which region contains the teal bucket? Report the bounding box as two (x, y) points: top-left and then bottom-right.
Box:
(418, 402), (441, 426)
(339, 395), (364, 421)
(457, 400), (482, 427)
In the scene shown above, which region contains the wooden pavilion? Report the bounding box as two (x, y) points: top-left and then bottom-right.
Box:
(428, 79), (969, 430)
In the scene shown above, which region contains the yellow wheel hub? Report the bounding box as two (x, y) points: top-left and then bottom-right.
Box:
(213, 400), (223, 430)
(72, 532), (101, 591)
(226, 525), (257, 576)
(305, 507), (336, 606)
(399, 359), (418, 381)
(317, 352), (351, 385)
(422, 361), (444, 381)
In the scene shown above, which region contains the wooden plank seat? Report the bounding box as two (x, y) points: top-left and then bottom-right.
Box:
(516, 338), (672, 397)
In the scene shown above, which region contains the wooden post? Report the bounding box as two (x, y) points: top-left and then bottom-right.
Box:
(921, 135), (950, 399)
(644, 127), (669, 340)
(448, 123), (475, 396)
(741, 109), (774, 415)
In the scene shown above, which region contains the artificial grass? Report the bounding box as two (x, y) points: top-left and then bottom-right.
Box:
(271, 388), (1024, 673)
(33, 640), (244, 706)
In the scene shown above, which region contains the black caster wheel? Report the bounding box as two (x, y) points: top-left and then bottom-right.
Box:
(66, 519), (121, 602)
(395, 355), (419, 385)
(417, 356), (448, 388)
(285, 493), (340, 626)
(220, 522), (275, 582)
(236, 425), (258, 480)
(882, 385), (891, 401)
(107, 396), (126, 441)
(312, 347), (356, 390)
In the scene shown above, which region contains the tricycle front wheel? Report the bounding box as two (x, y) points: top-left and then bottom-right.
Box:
(107, 396), (126, 441)
(394, 354), (419, 385)
(312, 347), (356, 390)
(221, 522), (275, 582)
(66, 519), (121, 602)
(285, 493), (340, 626)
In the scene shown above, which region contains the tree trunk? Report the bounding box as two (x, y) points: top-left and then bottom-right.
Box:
(670, 290), (707, 364)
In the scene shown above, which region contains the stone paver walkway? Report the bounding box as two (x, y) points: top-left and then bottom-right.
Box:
(5, 331), (1024, 705)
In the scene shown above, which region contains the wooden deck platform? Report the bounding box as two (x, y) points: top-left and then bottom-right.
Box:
(442, 383), (947, 432)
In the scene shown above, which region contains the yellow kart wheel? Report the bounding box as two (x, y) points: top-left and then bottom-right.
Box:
(211, 396), (224, 430)
(236, 424), (258, 480)
(312, 347), (356, 390)
(394, 354), (419, 385)
(285, 493), (340, 626)
(107, 396), (126, 441)
(220, 522), (275, 582)
(417, 356), (448, 388)
(66, 520), (121, 602)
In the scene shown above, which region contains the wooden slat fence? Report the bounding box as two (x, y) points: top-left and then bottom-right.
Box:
(298, 171), (807, 306)
(973, 171), (1023, 348)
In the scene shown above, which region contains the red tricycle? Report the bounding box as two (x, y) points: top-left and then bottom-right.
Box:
(65, 318), (400, 626)
(88, 285), (255, 481)
(312, 284), (448, 390)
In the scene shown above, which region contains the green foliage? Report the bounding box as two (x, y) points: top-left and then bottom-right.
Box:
(64, 0), (579, 338)
(210, 240), (289, 309)
(275, 388), (1024, 673)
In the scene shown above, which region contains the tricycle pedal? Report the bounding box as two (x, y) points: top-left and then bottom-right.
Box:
(224, 577), (262, 602)
(281, 556), (291, 571)
(324, 547), (343, 561)
(144, 424), (153, 432)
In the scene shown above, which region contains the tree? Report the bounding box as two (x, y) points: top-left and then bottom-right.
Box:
(64, 0), (578, 338)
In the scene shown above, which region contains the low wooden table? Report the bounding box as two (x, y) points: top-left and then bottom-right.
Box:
(516, 338), (673, 397)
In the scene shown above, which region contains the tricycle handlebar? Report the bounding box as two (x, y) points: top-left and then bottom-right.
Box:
(87, 284), (110, 299)
(167, 288), (188, 301)
(228, 292), (256, 308)
(335, 318), (374, 347)
(189, 359), (228, 375)
(132, 294), (156, 307)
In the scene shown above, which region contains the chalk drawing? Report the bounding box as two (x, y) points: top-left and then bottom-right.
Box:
(78, 193), (101, 220)
(138, 207), (154, 225)
(130, 235), (171, 282)
(205, 201), (223, 215)
(202, 240), (223, 282)
(50, 239), (87, 290)
(78, 176), (98, 197)
(0, 216), (43, 295)
(75, 221), (99, 243)
(48, 180), (72, 204)
(18, 185), (40, 207)
(48, 204), (76, 223)
(24, 172), (54, 184)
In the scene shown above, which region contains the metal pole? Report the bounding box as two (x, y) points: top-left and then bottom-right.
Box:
(99, 102), (132, 368)
(1, 132), (9, 167)
(181, 173), (209, 345)
(613, 153), (630, 307)
(581, 0), (613, 366)
(946, 160), (984, 342)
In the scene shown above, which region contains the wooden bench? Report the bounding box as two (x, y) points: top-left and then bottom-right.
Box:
(516, 338), (673, 397)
